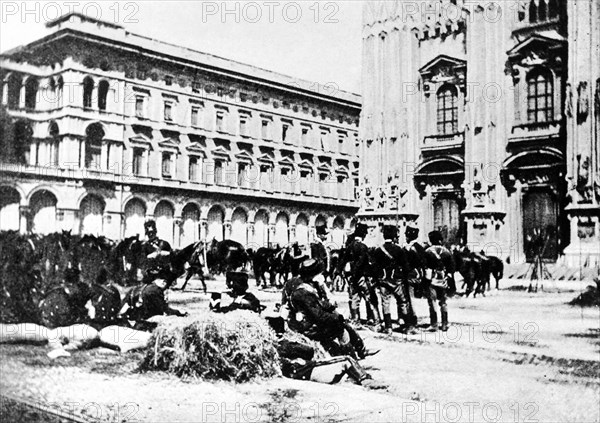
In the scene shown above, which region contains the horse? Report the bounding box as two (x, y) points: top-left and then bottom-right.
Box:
(169, 241), (207, 292)
(110, 235), (146, 286)
(252, 246), (276, 288)
(205, 238), (249, 276)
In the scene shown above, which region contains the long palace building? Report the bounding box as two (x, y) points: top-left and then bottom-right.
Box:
(359, 0), (599, 266)
(0, 13), (360, 250)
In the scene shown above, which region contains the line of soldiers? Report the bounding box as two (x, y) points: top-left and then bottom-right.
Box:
(323, 223), (454, 334)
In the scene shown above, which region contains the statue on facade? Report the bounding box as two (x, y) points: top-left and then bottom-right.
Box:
(576, 154), (593, 203)
(577, 81), (589, 124)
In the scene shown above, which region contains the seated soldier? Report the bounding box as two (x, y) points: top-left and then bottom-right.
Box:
(211, 271), (263, 314)
(119, 272), (187, 329)
(282, 259), (375, 359)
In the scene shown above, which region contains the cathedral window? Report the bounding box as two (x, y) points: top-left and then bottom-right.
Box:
(437, 85), (458, 135)
(527, 69), (553, 123)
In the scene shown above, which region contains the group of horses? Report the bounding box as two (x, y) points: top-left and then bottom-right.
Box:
(0, 231), (249, 328)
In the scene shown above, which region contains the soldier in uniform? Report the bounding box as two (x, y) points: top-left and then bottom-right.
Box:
(311, 223), (330, 281)
(119, 273), (188, 328)
(282, 259), (372, 359)
(211, 271), (263, 314)
(424, 230), (454, 331)
(372, 225), (417, 334)
(346, 223), (380, 325)
(142, 220), (174, 285)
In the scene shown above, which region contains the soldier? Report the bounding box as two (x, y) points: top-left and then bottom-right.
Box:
(311, 223), (330, 281)
(212, 271), (263, 313)
(282, 259), (373, 359)
(142, 220), (173, 285)
(119, 273), (188, 328)
(346, 223), (380, 325)
(372, 225), (417, 334)
(424, 230), (454, 331)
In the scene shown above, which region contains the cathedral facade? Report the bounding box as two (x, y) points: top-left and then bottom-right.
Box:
(0, 13), (360, 250)
(358, 0), (599, 266)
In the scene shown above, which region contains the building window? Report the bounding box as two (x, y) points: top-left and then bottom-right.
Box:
(189, 156), (199, 182)
(320, 130), (329, 151)
(162, 152), (173, 177)
(437, 85), (458, 135)
(527, 70), (553, 123)
(282, 124), (289, 142)
(135, 96), (145, 118)
(84, 123), (104, 169)
(164, 102), (173, 122)
(191, 107), (200, 126)
(214, 160), (224, 185)
(216, 112), (225, 132)
(165, 75), (173, 86)
(301, 127), (309, 145)
(239, 116), (248, 136)
(83, 76), (94, 109)
(24, 77), (39, 110)
(238, 163), (247, 187)
(133, 148), (144, 176)
(261, 119), (271, 140)
(98, 80), (109, 111)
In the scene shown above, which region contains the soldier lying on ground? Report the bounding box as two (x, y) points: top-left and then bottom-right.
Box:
(281, 259), (377, 359)
(119, 276), (187, 330)
(266, 312), (384, 388)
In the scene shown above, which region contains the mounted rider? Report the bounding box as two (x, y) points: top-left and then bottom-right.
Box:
(372, 225), (417, 334)
(346, 223), (381, 325)
(424, 230), (455, 331)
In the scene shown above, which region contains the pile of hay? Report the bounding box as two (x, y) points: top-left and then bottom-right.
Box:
(138, 311), (282, 383)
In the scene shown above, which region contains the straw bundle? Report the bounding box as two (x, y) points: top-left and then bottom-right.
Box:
(138, 311), (281, 383)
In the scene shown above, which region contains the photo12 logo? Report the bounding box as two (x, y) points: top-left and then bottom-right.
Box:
(1, 2), (139, 24)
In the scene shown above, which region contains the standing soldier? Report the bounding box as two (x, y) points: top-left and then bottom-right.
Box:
(346, 223), (380, 325)
(142, 220), (173, 285)
(311, 223), (330, 281)
(404, 225), (427, 320)
(424, 230), (454, 331)
(372, 225), (417, 334)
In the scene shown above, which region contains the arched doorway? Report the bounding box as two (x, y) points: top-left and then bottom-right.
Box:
(30, 190), (57, 234)
(231, 207), (248, 245)
(332, 216), (345, 248)
(274, 212), (289, 247)
(124, 198), (146, 238)
(154, 201), (174, 246)
(254, 210), (269, 248)
(0, 187), (20, 231)
(295, 213), (309, 247)
(523, 189), (558, 262)
(181, 203), (200, 246)
(207, 205), (224, 241)
(79, 194), (105, 236)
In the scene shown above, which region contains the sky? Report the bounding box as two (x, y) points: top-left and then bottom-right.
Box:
(0, 1), (363, 93)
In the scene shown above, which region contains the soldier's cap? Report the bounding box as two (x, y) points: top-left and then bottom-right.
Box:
(428, 230), (444, 245)
(382, 225), (398, 240)
(226, 271), (249, 295)
(353, 223), (369, 238)
(144, 220), (157, 230)
(315, 224), (329, 236)
(298, 258), (321, 279)
(405, 226), (419, 239)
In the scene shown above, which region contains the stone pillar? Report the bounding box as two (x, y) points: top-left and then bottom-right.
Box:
(562, 0), (600, 266)
(19, 206), (30, 234)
